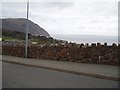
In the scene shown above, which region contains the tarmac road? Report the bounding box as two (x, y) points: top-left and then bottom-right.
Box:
(2, 62), (118, 88)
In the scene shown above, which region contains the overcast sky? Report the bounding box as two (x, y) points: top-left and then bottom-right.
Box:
(1, 0), (118, 36)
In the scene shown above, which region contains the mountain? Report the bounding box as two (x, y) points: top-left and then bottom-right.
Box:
(1, 18), (50, 38)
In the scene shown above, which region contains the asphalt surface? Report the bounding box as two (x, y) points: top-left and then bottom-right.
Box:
(2, 62), (118, 88)
(0, 60), (2, 89)
(2, 55), (118, 80)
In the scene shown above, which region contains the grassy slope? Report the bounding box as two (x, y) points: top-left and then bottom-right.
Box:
(2, 30), (64, 44)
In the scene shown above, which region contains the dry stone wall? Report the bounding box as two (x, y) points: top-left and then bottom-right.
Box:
(2, 43), (120, 65)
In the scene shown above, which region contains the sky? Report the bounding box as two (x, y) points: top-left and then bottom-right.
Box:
(0, 0), (119, 36)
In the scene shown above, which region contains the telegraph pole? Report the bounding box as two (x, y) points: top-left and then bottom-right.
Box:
(25, 0), (29, 58)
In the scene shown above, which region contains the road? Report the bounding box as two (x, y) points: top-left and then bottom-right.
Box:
(2, 55), (118, 80)
(2, 62), (118, 88)
(0, 60), (2, 89)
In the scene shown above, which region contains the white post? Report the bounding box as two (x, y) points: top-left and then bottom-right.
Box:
(25, 0), (29, 58)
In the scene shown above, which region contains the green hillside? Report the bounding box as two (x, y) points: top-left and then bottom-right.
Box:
(2, 29), (65, 45)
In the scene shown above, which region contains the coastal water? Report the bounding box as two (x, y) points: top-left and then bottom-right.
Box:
(52, 34), (118, 45)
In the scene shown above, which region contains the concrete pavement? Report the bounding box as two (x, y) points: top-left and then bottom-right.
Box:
(1, 55), (119, 81)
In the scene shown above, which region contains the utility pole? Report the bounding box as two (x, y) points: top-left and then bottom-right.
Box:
(25, 0), (29, 58)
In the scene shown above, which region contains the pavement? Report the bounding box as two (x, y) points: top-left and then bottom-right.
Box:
(1, 55), (119, 81)
(2, 62), (118, 88)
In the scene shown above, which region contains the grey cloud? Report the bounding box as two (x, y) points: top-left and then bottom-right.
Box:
(2, 2), (26, 18)
(2, 2), (26, 10)
(44, 2), (74, 9)
(30, 2), (74, 10)
(1, 1), (117, 36)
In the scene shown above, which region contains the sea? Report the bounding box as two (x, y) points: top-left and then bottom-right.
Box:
(51, 34), (118, 45)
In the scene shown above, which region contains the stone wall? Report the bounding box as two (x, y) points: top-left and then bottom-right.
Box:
(2, 43), (120, 65)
